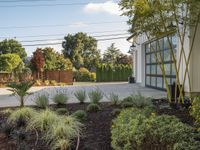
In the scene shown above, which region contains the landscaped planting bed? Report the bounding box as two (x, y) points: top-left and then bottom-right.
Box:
(0, 101), (198, 150)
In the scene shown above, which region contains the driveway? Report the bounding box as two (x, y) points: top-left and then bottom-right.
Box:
(0, 82), (166, 107)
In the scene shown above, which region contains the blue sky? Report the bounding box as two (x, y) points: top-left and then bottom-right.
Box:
(0, 0), (131, 56)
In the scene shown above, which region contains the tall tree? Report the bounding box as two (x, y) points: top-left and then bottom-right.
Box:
(103, 43), (121, 65)
(62, 32), (100, 70)
(31, 48), (45, 79)
(0, 39), (27, 60)
(119, 0), (200, 102)
(116, 53), (133, 66)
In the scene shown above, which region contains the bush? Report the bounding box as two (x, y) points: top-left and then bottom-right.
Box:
(72, 110), (87, 122)
(73, 67), (96, 82)
(190, 97), (200, 129)
(53, 90), (68, 105)
(111, 108), (200, 150)
(111, 108), (121, 116)
(109, 93), (120, 105)
(74, 90), (87, 104)
(1, 108), (13, 116)
(35, 80), (42, 86)
(44, 80), (49, 86)
(8, 107), (36, 127)
(50, 80), (57, 86)
(88, 88), (103, 104)
(121, 93), (153, 109)
(87, 104), (101, 112)
(56, 108), (68, 115)
(35, 94), (49, 109)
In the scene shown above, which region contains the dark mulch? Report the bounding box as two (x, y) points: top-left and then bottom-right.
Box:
(0, 100), (195, 150)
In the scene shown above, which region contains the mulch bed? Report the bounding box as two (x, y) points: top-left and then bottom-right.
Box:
(0, 101), (195, 150)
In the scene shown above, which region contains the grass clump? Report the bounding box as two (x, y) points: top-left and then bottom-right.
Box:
(56, 108), (68, 115)
(27, 109), (59, 132)
(109, 92), (120, 105)
(53, 90), (68, 105)
(88, 88), (103, 104)
(35, 94), (49, 109)
(74, 90), (87, 104)
(72, 110), (87, 122)
(1, 108), (13, 116)
(87, 103), (101, 112)
(8, 107), (36, 127)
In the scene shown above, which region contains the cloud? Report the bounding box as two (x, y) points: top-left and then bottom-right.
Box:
(69, 22), (88, 28)
(84, 0), (121, 15)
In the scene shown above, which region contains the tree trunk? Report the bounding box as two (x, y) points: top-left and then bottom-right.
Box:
(20, 97), (24, 107)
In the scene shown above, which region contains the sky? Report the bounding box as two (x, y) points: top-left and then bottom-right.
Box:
(0, 0), (132, 56)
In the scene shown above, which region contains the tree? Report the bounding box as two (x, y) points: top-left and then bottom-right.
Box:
(7, 81), (34, 107)
(42, 47), (72, 71)
(116, 53), (133, 66)
(119, 0), (200, 103)
(0, 53), (23, 72)
(103, 43), (121, 65)
(0, 39), (27, 60)
(62, 32), (100, 70)
(31, 48), (45, 79)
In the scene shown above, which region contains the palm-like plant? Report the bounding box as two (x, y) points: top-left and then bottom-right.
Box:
(7, 81), (34, 107)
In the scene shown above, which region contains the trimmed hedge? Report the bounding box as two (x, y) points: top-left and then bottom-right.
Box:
(96, 64), (132, 82)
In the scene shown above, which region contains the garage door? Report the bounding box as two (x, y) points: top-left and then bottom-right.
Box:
(145, 34), (177, 90)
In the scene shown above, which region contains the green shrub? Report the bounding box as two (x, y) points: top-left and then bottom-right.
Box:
(44, 80), (50, 86)
(56, 108), (68, 115)
(111, 108), (121, 116)
(1, 108), (13, 116)
(87, 104), (101, 112)
(74, 67), (96, 82)
(53, 90), (68, 105)
(190, 97), (200, 129)
(110, 92), (120, 105)
(35, 94), (49, 109)
(72, 110), (87, 121)
(50, 80), (57, 86)
(27, 109), (59, 132)
(74, 90), (87, 104)
(8, 107), (36, 126)
(121, 93), (153, 109)
(111, 108), (200, 150)
(88, 88), (103, 104)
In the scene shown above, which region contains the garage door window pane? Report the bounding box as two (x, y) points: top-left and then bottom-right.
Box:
(146, 54), (151, 64)
(157, 77), (163, 88)
(157, 65), (162, 75)
(151, 65), (156, 75)
(146, 65), (151, 74)
(163, 50), (171, 62)
(146, 76), (150, 85)
(165, 64), (171, 75)
(151, 77), (156, 87)
(151, 53), (156, 63)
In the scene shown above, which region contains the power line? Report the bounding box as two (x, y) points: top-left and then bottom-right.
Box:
(0, 21), (126, 29)
(0, 0), (56, 2)
(19, 33), (129, 43)
(22, 36), (129, 47)
(0, 29), (128, 39)
(0, 2), (94, 8)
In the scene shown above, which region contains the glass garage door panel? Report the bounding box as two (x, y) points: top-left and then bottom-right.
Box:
(145, 34), (177, 90)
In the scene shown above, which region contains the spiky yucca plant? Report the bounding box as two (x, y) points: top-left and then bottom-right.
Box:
(74, 90), (87, 104)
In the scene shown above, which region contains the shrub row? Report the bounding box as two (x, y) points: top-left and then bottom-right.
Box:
(73, 67), (96, 82)
(96, 64), (132, 82)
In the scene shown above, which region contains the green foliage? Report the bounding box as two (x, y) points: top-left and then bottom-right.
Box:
(1, 108), (13, 116)
(7, 81), (34, 107)
(74, 67), (96, 82)
(8, 107), (36, 126)
(74, 89), (87, 104)
(35, 94), (49, 109)
(62, 32), (100, 70)
(27, 109), (59, 132)
(111, 108), (121, 116)
(43, 47), (72, 71)
(0, 53), (24, 73)
(88, 88), (103, 104)
(0, 39), (27, 60)
(96, 64), (132, 82)
(111, 108), (200, 150)
(190, 97), (200, 129)
(121, 93), (153, 109)
(109, 92), (120, 105)
(72, 110), (87, 121)
(53, 90), (68, 105)
(56, 108), (68, 115)
(87, 103), (101, 112)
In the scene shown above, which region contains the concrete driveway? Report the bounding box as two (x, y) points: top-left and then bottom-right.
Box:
(0, 82), (166, 108)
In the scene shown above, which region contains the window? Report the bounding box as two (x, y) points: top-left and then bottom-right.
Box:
(145, 34), (177, 90)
